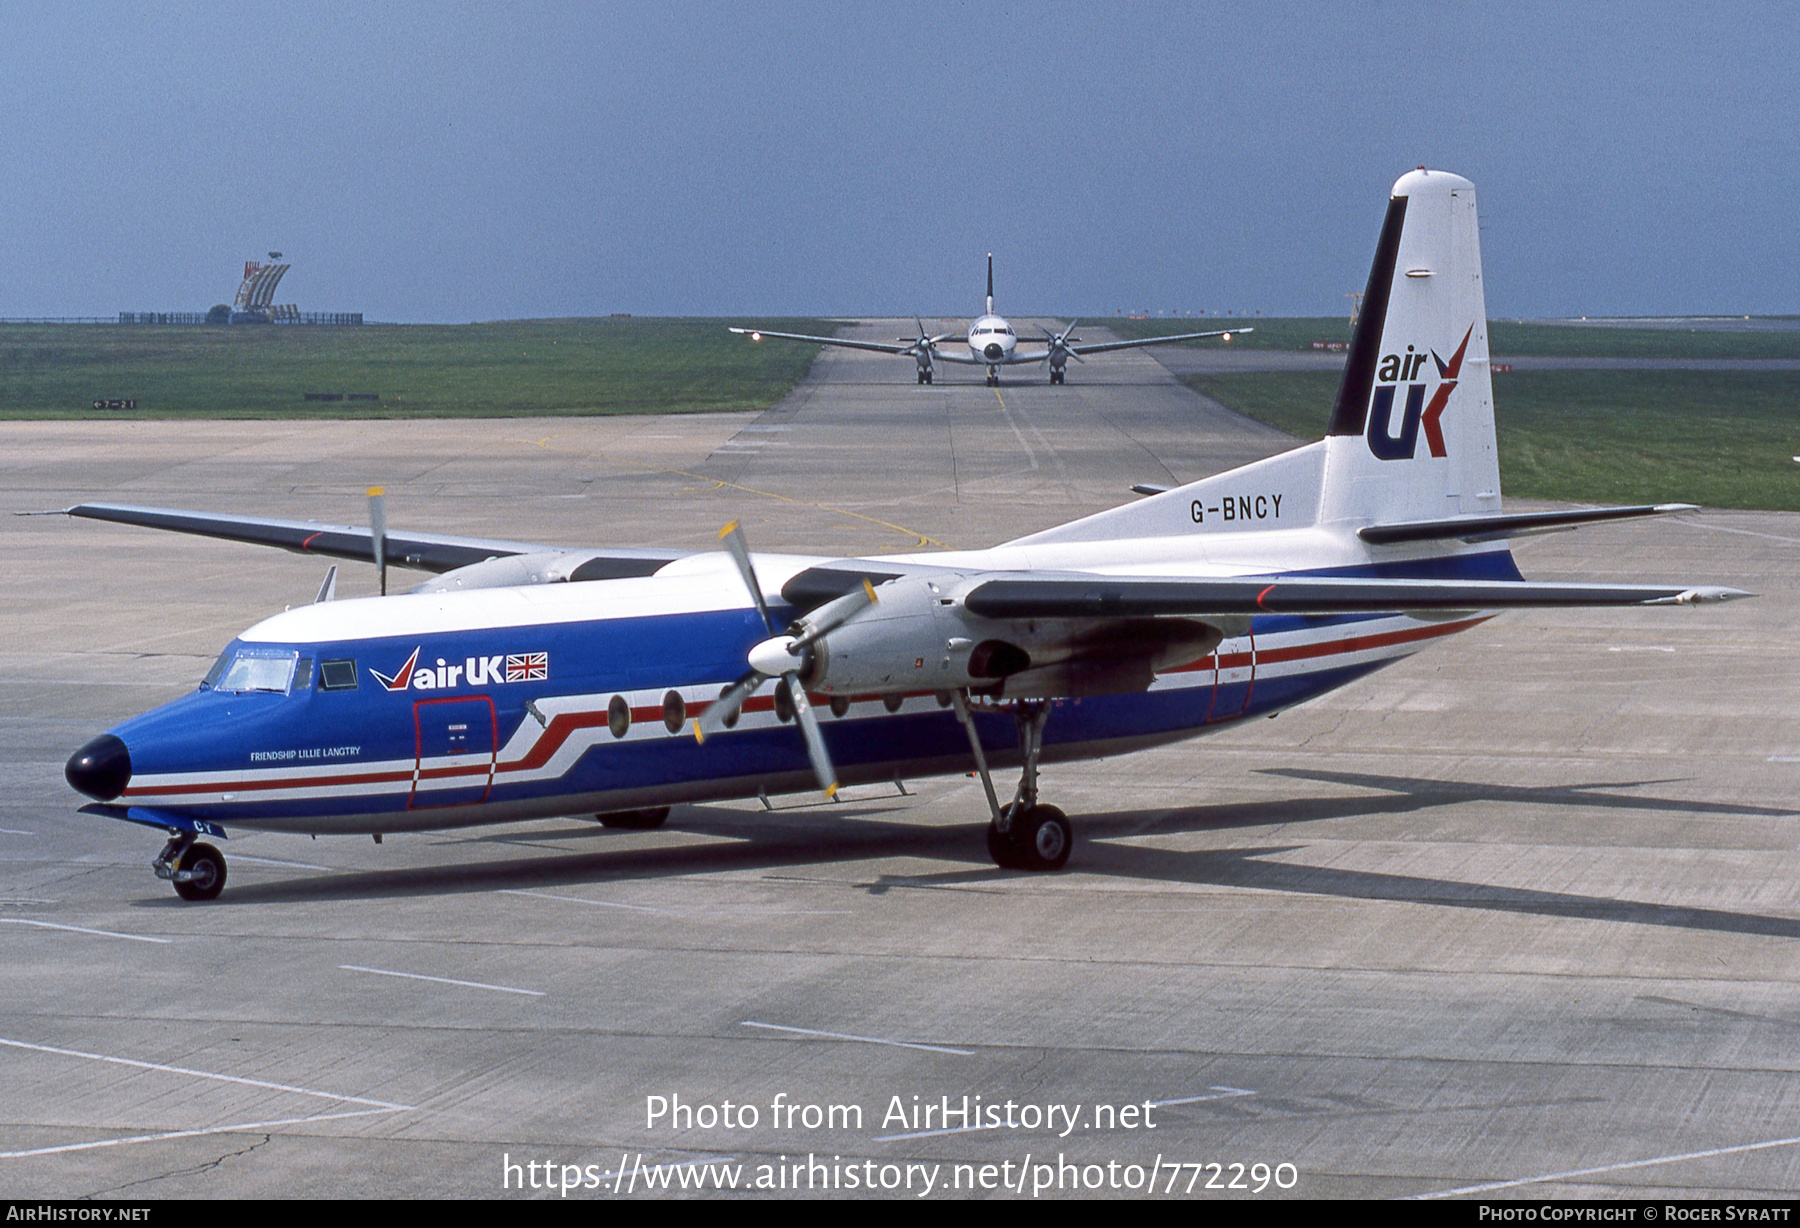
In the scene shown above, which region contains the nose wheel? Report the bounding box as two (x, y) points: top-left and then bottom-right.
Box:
(1049, 366), (1065, 385)
(916, 368), (934, 384)
(986, 370), (1000, 387)
(952, 693), (1070, 871)
(155, 835), (227, 901)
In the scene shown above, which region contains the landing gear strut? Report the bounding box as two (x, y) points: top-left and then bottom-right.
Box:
(916, 368), (933, 384)
(155, 834), (227, 901)
(952, 693), (1071, 871)
(1049, 366), (1065, 385)
(985, 368), (1000, 387)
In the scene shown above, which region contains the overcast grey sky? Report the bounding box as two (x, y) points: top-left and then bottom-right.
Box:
(1, 2), (1794, 321)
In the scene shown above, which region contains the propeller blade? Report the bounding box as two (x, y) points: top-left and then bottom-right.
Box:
(314, 564), (339, 604)
(719, 520), (776, 635)
(693, 670), (765, 741)
(791, 579), (878, 650)
(785, 675), (838, 798)
(367, 487), (388, 596)
(1061, 318), (1079, 342)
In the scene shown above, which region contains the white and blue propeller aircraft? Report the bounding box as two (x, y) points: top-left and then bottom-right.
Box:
(730, 254), (1249, 386)
(60, 169), (1745, 902)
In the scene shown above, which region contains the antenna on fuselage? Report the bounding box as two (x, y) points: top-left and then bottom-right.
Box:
(367, 487), (388, 596)
(986, 253), (994, 316)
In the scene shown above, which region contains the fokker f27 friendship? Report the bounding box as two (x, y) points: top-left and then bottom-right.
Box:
(60, 169), (1744, 901)
(730, 254), (1249, 385)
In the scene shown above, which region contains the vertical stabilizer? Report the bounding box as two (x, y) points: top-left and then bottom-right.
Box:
(1318, 169), (1499, 527)
(986, 253), (994, 316)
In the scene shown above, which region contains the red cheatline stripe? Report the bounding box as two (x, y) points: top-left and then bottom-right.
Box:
(300, 532), (321, 551)
(123, 768), (415, 798)
(1255, 615), (1487, 666)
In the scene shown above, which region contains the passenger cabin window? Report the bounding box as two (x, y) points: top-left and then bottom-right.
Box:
(215, 648), (299, 695)
(320, 660), (358, 690)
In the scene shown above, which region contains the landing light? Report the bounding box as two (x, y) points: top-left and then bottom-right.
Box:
(751, 331), (763, 342)
(1222, 332), (1232, 342)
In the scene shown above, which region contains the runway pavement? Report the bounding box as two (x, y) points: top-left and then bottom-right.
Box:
(3, 323), (1799, 1199)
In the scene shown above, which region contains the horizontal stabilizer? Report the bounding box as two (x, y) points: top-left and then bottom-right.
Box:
(962, 574), (1750, 618)
(1359, 504), (1698, 545)
(60, 502), (684, 577)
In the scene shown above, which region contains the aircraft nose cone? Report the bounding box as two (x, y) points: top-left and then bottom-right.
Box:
(66, 734), (131, 801)
(983, 342), (1004, 360)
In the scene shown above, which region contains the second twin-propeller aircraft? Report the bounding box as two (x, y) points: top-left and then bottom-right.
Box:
(61, 169), (1746, 901)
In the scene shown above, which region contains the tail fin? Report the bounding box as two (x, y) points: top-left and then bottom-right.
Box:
(1007, 169), (1498, 550)
(1318, 169), (1499, 525)
(986, 253), (994, 316)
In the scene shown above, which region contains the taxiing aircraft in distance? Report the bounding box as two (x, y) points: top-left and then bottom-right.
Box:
(59, 169), (1743, 902)
(731, 254), (1250, 386)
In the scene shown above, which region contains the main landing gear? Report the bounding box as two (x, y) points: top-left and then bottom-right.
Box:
(951, 694), (1072, 872)
(155, 835), (226, 902)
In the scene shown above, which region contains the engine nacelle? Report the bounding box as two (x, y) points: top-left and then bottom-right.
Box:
(412, 551), (660, 593)
(799, 576), (1224, 699)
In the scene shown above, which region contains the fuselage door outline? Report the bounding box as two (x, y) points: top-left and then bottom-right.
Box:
(410, 695), (498, 810)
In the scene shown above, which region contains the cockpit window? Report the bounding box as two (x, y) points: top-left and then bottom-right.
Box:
(201, 649), (231, 690)
(215, 648), (299, 694)
(320, 659), (358, 690)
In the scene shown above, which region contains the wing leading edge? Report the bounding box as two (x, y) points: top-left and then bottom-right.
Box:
(60, 503), (685, 578)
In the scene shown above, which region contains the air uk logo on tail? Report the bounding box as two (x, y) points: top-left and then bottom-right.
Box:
(1366, 325), (1474, 460)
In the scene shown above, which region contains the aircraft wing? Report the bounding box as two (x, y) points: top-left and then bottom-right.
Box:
(1064, 326), (1251, 357)
(56, 502), (685, 577)
(728, 326), (920, 356)
(959, 573), (1750, 618)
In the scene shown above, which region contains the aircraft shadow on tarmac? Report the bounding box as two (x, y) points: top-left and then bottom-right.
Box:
(140, 771), (1800, 941)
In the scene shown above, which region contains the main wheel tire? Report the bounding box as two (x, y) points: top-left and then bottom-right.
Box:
(172, 842), (226, 901)
(986, 820), (1025, 870)
(597, 807), (669, 830)
(1014, 805), (1071, 871)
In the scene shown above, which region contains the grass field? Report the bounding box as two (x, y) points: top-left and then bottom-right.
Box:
(0, 317), (831, 419)
(1182, 369), (1800, 511)
(1108, 316), (1800, 360)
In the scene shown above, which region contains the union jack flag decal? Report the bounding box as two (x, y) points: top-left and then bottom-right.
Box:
(505, 652), (548, 682)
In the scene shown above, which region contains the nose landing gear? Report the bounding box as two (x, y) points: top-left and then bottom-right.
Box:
(155, 835), (227, 901)
(1049, 365), (1066, 385)
(951, 693), (1072, 871)
(985, 368), (1000, 387)
(916, 367), (934, 384)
